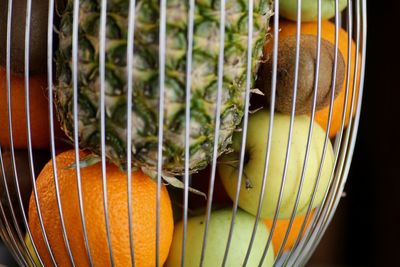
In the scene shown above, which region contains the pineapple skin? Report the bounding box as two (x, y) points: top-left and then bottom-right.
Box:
(56, 0), (272, 176)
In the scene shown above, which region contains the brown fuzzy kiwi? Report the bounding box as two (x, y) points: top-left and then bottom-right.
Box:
(0, 0), (66, 75)
(256, 35), (345, 114)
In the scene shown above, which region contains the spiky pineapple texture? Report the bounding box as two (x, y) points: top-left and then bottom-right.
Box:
(56, 0), (272, 176)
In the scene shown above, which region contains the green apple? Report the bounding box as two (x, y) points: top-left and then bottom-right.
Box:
(218, 110), (334, 219)
(279, 0), (348, 22)
(165, 209), (274, 267)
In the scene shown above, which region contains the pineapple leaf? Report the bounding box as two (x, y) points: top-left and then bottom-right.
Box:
(64, 154), (102, 170)
(250, 88), (265, 95)
(162, 175), (207, 199)
(249, 107), (264, 114)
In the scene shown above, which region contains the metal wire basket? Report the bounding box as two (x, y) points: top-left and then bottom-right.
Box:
(0, 0), (366, 266)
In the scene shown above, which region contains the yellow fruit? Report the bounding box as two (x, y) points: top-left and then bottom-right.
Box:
(166, 209), (274, 267)
(25, 233), (41, 267)
(219, 111), (334, 219)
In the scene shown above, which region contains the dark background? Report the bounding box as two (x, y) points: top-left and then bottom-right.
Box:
(1, 1), (400, 266)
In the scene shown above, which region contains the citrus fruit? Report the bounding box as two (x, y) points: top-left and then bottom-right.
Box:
(28, 150), (174, 267)
(263, 20), (360, 138)
(264, 211), (314, 255)
(0, 67), (63, 149)
(166, 209), (275, 267)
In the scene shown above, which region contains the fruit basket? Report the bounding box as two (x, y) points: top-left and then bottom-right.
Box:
(0, 0), (366, 266)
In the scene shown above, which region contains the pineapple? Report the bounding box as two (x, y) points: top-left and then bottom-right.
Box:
(56, 0), (272, 176)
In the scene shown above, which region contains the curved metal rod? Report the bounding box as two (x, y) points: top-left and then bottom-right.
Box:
(241, 0), (279, 265)
(0, 214), (25, 266)
(98, 0), (115, 265)
(0, 0), (368, 266)
(71, 0), (94, 265)
(156, 0), (167, 265)
(22, 0), (62, 265)
(198, 0), (227, 265)
(298, 1), (366, 264)
(4, 0), (44, 264)
(282, 1), (341, 264)
(0, 153), (26, 266)
(274, 0), (325, 263)
(289, 0), (355, 264)
(126, 0), (137, 265)
(181, 0), (195, 266)
(258, 0), (304, 263)
(221, 0), (254, 265)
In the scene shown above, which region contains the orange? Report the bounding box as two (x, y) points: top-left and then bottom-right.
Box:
(264, 210), (314, 255)
(0, 67), (63, 149)
(28, 150), (174, 267)
(264, 20), (361, 138)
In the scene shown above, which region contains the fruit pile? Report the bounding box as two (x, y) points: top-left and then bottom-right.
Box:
(0, 0), (360, 266)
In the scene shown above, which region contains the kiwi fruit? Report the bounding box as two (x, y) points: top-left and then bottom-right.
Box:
(257, 35), (345, 114)
(0, 0), (66, 75)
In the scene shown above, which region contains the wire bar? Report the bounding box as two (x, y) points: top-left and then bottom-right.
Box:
(0, 0), (367, 266)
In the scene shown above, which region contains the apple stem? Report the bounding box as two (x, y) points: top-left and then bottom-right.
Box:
(244, 174), (253, 190)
